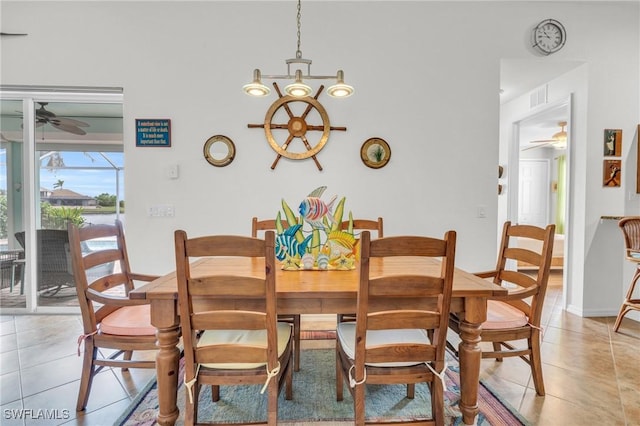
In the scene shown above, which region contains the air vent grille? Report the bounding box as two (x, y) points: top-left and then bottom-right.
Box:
(529, 85), (548, 108)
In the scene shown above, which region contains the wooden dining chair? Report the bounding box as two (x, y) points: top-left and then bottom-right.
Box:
(339, 217), (384, 238)
(252, 216), (301, 371)
(614, 217), (640, 332)
(337, 217), (384, 323)
(68, 220), (159, 411)
(336, 230), (457, 425)
(175, 230), (293, 426)
(449, 221), (555, 396)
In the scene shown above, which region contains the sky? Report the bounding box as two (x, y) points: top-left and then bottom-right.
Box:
(1, 150), (124, 198)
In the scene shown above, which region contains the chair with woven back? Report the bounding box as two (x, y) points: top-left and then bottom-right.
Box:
(337, 217), (384, 324)
(174, 230), (293, 425)
(251, 216), (301, 371)
(614, 216), (640, 332)
(448, 221), (555, 396)
(67, 220), (159, 411)
(15, 229), (75, 296)
(336, 230), (457, 425)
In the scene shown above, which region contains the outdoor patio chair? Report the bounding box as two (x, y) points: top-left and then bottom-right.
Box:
(15, 229), (75, 296)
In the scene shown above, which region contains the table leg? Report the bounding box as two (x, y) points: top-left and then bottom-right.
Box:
(457, 297), (485, 425)
(151, 299), (181, 426)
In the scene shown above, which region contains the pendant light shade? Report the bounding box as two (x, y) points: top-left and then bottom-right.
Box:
(327, 70), (354, 98)
(242, 69), (271, 97)
(284, 70), (313, 97)
(243, 0), (353, 99)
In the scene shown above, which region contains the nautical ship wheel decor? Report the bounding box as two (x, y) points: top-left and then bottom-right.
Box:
(248, 83), (346, 170)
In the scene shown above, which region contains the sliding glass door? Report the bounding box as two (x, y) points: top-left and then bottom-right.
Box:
(0, 88), (123, 313)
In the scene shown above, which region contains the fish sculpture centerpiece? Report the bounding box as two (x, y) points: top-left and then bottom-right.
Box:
(275, 186), (359, 271)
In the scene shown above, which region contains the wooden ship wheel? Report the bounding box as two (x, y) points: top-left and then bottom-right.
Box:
(248, 83), (346, 170)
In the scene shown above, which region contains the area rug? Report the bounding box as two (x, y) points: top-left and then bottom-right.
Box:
(300, 330), (336, 340)
(116, 349), (530, 425)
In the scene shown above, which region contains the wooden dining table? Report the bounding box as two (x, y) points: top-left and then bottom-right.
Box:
(130, 256), (507, 426)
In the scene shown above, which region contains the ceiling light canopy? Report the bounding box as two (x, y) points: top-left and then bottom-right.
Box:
(552, 121), (567, 142)
(243, 0), (354, 99)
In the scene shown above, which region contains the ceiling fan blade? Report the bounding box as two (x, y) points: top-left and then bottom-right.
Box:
(51, 122), (87, 135)
(0, 32), (28, 36)
(522, 141), (553, 151)
(49, 117), (90, 127)
(529, 139), (555, 144)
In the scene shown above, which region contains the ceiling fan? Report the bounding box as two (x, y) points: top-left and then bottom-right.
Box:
(25, 102), (90, 136)
(523, 121), (567, 151)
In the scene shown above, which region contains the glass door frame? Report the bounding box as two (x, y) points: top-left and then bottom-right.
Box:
(0, 86), (123, 314)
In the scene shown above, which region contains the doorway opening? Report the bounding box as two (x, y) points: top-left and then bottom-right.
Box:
(511, 98), (571, 304)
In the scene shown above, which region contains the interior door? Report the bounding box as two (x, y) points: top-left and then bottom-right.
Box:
(518, 159), (550, 227)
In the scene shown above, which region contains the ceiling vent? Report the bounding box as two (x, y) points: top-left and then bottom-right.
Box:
(529, 85), (548, 109)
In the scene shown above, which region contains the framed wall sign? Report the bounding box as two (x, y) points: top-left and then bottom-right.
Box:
(603, 128), (622, 157)
(603, 159), (621, 187)
(136, 119), (171, 147)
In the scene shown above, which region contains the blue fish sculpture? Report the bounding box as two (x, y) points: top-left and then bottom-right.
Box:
(275, 224), (313, 261)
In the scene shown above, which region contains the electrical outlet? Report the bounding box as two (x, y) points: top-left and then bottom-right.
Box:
(148, 205), (175, 217)
(477, 205), (487, 218)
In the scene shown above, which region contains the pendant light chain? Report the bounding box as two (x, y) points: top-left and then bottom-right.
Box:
(295, 0), (302, 59)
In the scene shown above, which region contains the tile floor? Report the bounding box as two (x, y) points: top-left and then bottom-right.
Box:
(1, 271), (639, 425)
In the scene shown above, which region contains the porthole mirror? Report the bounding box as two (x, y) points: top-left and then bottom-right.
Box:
(203, 135), (235, 167)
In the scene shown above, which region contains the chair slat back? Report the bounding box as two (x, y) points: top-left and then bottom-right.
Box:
(67, 220), (132, 330)
(493, 221), (555, 325)
(355, 230), (456, 367)
(340, 217), (384, 238)
(174, 230), (278, 375)
(251, 217), (290, 237)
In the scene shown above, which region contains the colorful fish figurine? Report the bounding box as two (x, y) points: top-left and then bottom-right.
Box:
(298, 186), (336, 229)
(275, 224), (313, 261)
(323, 230), (357, 259)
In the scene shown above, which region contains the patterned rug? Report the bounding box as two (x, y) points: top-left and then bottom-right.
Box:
(116, 349), (530, 425)
(300, 330), (336, 340)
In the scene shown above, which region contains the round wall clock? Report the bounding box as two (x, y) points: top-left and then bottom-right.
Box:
(532, 19), (566, 55)
(203, 135), (235, 167)
(361, 137), (391, 169)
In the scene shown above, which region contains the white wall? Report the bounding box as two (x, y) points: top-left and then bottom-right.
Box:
(2, 2), (639, 316)
(501, 32), (640, 317)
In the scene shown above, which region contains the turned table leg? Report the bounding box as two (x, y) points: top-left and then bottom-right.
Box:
(151, 299), (181, 426)
(458, 297), (485, 425)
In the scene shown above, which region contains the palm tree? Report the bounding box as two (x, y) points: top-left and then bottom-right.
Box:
(53, 179), (64, 190)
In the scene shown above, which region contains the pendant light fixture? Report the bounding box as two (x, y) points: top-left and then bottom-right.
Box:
(242, 0), (354, 99)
